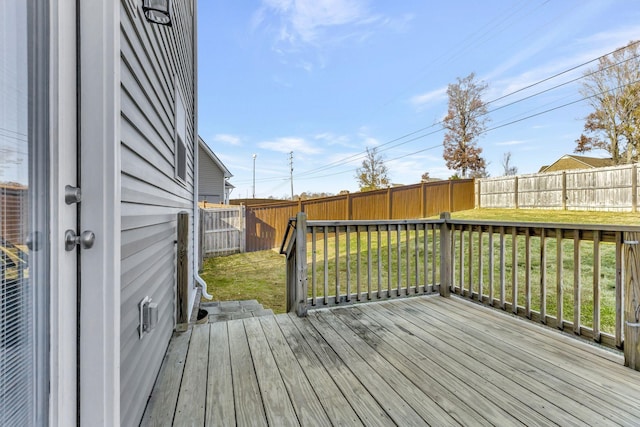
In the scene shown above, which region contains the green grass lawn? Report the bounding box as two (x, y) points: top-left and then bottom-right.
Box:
(201, 208), (639, 318)
(200, 249), (287, 313)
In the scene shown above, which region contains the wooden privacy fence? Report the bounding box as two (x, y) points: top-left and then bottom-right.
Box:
(281, 212), (640, 369)
(477, 163), (639, 211)
(247, 179), (474, 252)
(199, 205), (245, 258)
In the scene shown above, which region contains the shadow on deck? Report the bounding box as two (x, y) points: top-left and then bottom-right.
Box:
(141, 295), (640, 426)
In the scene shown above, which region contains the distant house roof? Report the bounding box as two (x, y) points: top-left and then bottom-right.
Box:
(539, 154), (614, 173)
(198, 136), (232, 179)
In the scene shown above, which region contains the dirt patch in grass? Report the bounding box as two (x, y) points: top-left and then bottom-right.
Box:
(200, 249), (286, 313)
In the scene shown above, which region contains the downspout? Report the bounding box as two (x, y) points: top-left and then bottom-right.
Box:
(191, 0), (212, 300)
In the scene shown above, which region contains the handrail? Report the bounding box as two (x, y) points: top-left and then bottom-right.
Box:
(279, 217), (297, 255)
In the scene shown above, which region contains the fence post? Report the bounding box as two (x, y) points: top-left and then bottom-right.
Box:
(476, 179), (481, 209)
(198, 208), (204, 272)
(177, 212), (190, 328)
(562, 171), (567, 210)
(624, 232), (640, 370)
(295, 212), (308, 316)
(439, 212), (451, 297)
(514, 176), (519, 209)
(421, 182), (427, 217)
(632, 164), (637, 213)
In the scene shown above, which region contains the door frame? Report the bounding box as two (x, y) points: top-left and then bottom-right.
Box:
(78, 0), (121, 425)
(47, 0), (79, 425)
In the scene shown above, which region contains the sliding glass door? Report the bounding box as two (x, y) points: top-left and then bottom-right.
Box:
(1, 1), (49, 425)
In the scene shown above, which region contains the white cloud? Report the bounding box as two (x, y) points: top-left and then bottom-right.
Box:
(258, 136), (323, 154)
(213, 134), (242, 146)
(254, 0), (391, 53)
(495, 140), (526, 146)
(410, 87), (447, 107)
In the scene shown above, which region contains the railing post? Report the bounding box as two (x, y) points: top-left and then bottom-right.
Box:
(624, 232), (640, 370)
(295, 212), (308, 316)
(439, 212), (451, 297)
(176, 212), (190, 328)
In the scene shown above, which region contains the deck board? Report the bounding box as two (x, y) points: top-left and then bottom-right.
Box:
(243, 317), (299, 426)
(257, 316), (333, 427)
(140, 328), (191, 426)
(205, 322), (235, 427)
(141, 295), (640, 426)
(173, 325), (209, 425)
(227, 319), (268, 427)
(420, 297), (640, 424)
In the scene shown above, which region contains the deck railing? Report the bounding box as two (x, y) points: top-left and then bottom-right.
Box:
(281, 212), (640, 368)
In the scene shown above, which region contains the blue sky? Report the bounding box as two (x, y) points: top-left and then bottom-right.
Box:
(197, 0), (640, 199)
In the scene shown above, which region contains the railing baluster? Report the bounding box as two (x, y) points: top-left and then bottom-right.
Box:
(357, 226), (361, 301)
(525, 228), (531, 319)
(424, 224), (429, 288)
(512, 226), (518, 315)
(415, 224), (420, 293)
(432, 225), (437, 288)
(469, 225), (474, 298)
(556, 228), (564, 330)
(615, 231), (623, 348)
(397, 224), (402, 296)
(540, 228), (547, 324)
(488, 225), (494, 306)
(312, 227), (317, 306)
(573, 229), (581, 334)
(593, 230), (601, 342)
(323, 226), (329, 305)
(500, 226), (506, 309)
(335, 227), (340, 304)
(406, 224), (411, 294)
(478, 227), (483, 302)
(459, 225), (465, 294)
(377, 226), (382, 298)
(346, 225), (351, 302)
(367, 225), (372, 300)
(387, 225), (392, 297)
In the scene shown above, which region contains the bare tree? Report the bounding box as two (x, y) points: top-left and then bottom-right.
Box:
(420, 172), (430, 183)
(575, 41), (640, 164)
(355, 147), (390, 191)
(501, 152), (518, 176)
(442, 73), (490, 178)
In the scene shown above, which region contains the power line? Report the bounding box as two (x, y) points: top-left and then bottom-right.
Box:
(289, 42), (640, 180)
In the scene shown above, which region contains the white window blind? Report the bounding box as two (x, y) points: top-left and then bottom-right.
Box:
(1, 1), (49, 424)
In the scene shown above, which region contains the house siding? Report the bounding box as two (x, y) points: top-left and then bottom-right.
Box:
(198, 144), (225, 203)
(119, 1), (196, 425)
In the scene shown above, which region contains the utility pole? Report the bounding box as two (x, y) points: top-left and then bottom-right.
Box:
(289, 151), (294, 200)
(252, 153), (257, 198)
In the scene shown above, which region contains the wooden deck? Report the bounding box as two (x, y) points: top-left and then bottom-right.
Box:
(141, 295), (640, 426)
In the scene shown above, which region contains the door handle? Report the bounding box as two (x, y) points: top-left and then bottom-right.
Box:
(65, 229), (96, 251)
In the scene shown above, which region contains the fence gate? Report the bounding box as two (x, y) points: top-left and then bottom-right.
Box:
(200, 204), (246, 257)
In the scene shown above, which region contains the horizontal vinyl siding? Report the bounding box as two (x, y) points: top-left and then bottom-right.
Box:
(198, 144), (225, 202)
(119, 1), (195, 425)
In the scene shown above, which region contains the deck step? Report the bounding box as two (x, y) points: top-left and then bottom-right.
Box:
(200, 300), (274, 323)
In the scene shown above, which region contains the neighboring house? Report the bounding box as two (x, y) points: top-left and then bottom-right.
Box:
(539, 154), (614, 173)
(198, 136), (233, 204)
(0, 1), (202, 425)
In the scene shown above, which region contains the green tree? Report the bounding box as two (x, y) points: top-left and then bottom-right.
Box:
(442, 73), (489, 178)
(356, 147), (390, 191)
(575, 41), (640, 164)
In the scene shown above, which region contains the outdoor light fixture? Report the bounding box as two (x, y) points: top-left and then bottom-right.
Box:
(142, 0), (172, 26)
